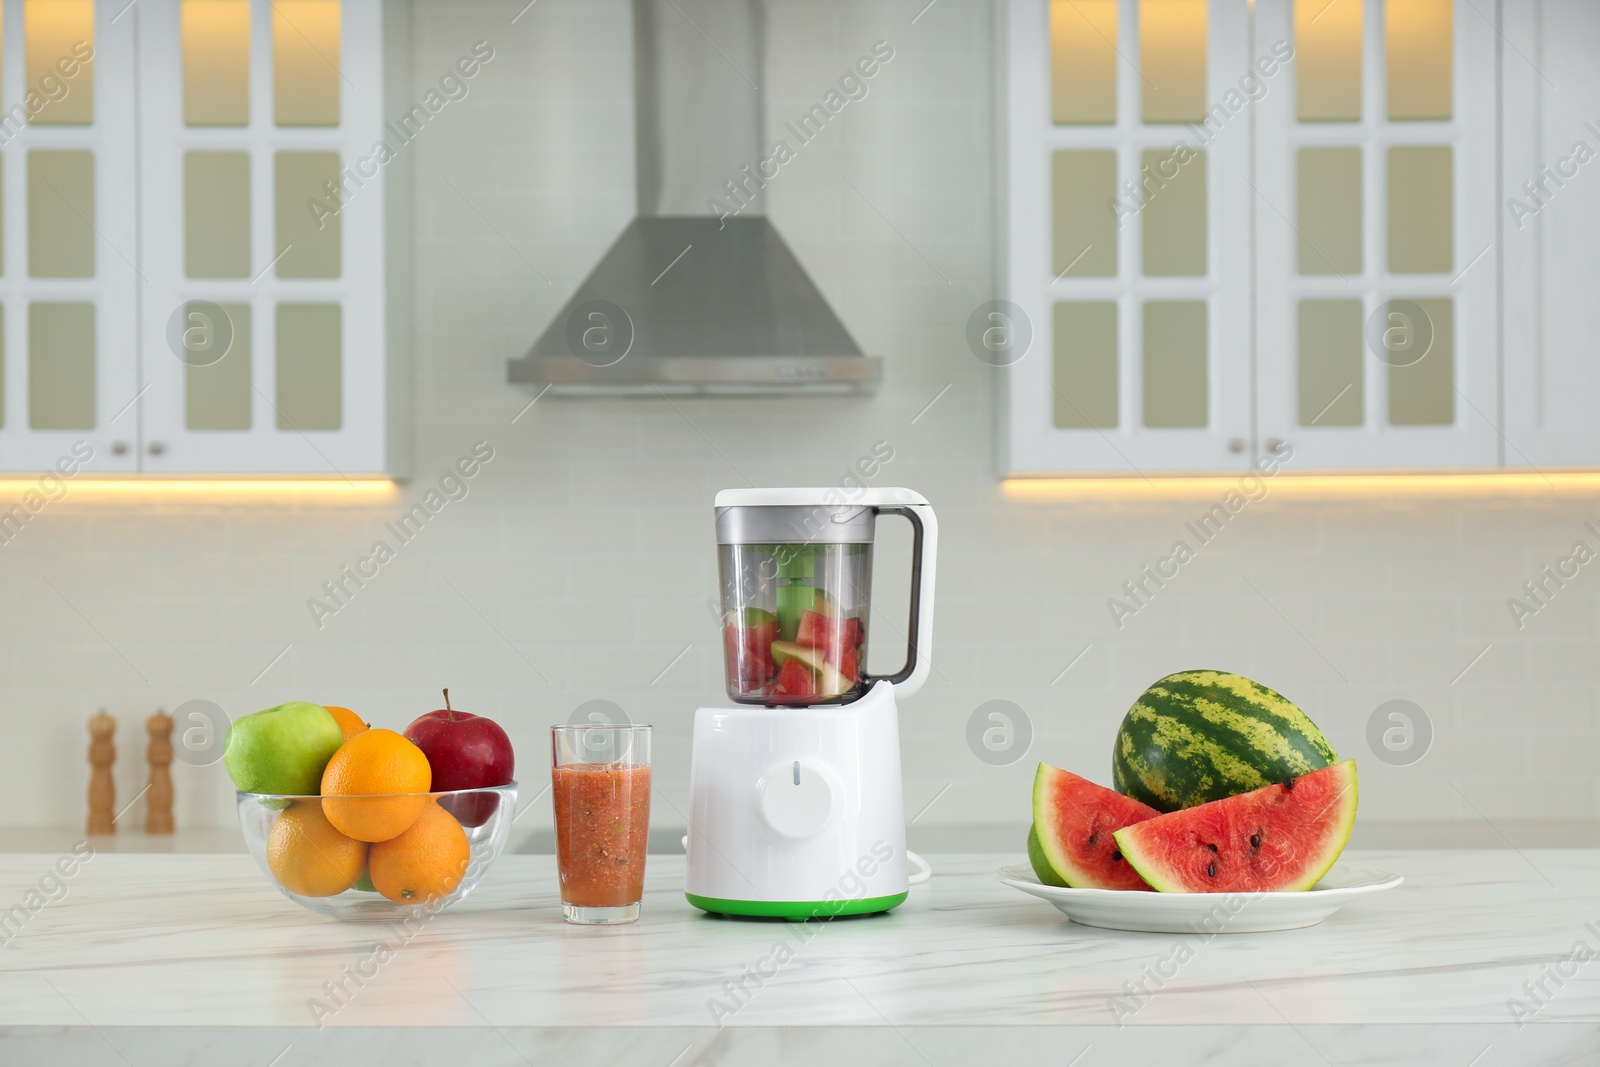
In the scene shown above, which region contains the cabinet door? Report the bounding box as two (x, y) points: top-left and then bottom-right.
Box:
(1501, 0), (1600, 466)
(1003, 0), (1254, 475)
(0, 0), (140, 474)
(136, 0), (391, 474)
(1253, 0), (1499, 470)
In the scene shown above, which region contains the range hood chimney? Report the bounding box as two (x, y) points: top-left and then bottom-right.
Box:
(507, 0), (882, 395)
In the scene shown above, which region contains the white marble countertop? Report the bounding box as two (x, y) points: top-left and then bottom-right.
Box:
(1, 850), (1597, 1065)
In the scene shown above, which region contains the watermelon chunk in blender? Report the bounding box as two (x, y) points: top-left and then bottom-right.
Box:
(723, 608), (778, 690)
(718, 539), (871, 706)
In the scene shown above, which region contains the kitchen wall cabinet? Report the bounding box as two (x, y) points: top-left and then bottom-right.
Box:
(1004, 0), (1256, 474)
(0, 2), (141, 473)
(0, 0), (410, 477)
(1500, 0), (1600, 469)
(1000, 0), (1534, 476)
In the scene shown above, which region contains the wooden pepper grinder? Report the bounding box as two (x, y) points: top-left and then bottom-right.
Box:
(145, 710), (174, 834)
(87, 711), (116, 835)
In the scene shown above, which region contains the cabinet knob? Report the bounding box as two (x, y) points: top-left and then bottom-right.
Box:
(1228, 437), (1245, 453)
(148, 442), (166, 456)
(1266, 438), (1287, 454)
(111, 441), (128, 455)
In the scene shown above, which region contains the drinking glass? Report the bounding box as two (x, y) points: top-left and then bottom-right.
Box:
(550, 724), (652, 924)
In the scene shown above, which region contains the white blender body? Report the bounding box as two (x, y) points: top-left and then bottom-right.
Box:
(686, 488), (937, 919)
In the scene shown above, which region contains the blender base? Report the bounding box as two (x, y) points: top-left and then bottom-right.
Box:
(686, 891), (908, 921)
(683, 680), (912, 920)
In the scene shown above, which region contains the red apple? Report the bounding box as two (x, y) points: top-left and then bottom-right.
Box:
(403, 690), (515, 827)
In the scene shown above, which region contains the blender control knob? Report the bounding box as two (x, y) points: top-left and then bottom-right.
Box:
(759, 760), (835, 838)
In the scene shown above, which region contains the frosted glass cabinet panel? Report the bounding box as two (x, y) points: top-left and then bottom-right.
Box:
(272, 0), (341, 126)
(1050, 0), (1117, 124)
(1052, 301), (1118, 428)
(0, 0), (408, 475)
(181, 0), (250, 126)
(25, 0), (95, 125)
(1295, 0), (1362, 121)
(1386, 0), (1453, 120)
(1139, 0), (1207, 123)
(1051, 150), (1117, 277)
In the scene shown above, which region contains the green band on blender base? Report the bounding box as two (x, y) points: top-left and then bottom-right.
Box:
(685, 891), (908, 921)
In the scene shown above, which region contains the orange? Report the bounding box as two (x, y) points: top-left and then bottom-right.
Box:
(368, 799), (471, 905)
(320, 729), (432, 842)
(266, 801), (368, 897)
(324, 706), (369, 743)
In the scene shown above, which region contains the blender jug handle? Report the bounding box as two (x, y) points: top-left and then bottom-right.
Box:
(870, 500), (938, 700)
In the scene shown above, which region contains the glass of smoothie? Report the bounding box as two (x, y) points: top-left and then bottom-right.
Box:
(550, 724), (652, 925)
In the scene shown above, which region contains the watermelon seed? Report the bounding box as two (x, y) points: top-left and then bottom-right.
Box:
(1283, 775), (1298, 791)
(1206, 862), (1217, 878)
(1250, 833), (1261, 849)
(1206, 843), (1218, 853)
(1111, 850), (1122, 862)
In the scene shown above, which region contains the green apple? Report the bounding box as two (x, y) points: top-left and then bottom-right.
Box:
(223, 702), (344, 795)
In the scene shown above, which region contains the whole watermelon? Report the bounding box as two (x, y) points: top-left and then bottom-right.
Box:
(1112, 670), (1337, 812)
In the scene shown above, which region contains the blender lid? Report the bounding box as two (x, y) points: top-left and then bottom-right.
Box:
(713, 488), (930, 545)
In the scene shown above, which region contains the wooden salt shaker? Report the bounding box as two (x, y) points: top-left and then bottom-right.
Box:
(87, 712), (116, 835)
(145, 710), (174, 834)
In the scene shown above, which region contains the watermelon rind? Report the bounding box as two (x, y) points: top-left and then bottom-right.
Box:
(1032, 763), (1158, 891)
(1026, 825), (1068, 887)
(771, 641), (823, 670)
(1113, 760), (1359, 894)
(1112, 670), (1338, 812)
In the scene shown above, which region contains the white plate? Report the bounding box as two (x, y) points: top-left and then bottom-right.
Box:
(997, 863), (1403, 933)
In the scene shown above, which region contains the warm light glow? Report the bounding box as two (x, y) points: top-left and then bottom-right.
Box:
(1386, 0), (1452, 120)
(1140, 0), (1208, 124)
(0, 478), (397, 501)
(1050, 0), (1118, 124)
(1002, 471), (1600, 500)
(25, 0), (95, 126)
(273, 0), (341, 126)
(183, 0), (251, 126)
(1296, 0), (1362, 121)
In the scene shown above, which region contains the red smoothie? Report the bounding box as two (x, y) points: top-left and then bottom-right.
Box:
(552, 763), (651, 907)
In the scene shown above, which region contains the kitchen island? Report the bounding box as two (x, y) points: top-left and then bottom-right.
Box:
(1, 851), (1595, 1065)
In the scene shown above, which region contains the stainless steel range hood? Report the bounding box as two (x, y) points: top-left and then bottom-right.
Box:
(507, 0), (882, 395)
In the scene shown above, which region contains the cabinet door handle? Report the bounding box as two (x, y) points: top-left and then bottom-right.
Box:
(1228, 437), (1245, 453)
(1266, 438), (1287, 454)
(111, 441), (128, 455)
(148, 442), (166, 456)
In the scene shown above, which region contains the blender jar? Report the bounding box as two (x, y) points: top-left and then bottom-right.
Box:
(717, 507), (875, 706)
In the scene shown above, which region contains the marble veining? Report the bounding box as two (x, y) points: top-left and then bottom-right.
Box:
(0, 850), (1597, 1063)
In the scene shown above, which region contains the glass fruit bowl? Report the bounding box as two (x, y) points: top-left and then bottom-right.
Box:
(236, 784), (517, 922)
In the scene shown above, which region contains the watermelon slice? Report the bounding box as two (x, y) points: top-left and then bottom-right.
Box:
(1032, 764), (1159, 891)
(1026, 825), (1067, 887)
(794, 610), (829, 647)
(1112, 760), (1359, 893)
(795, 611), (863, 655)
(835, 644), (859, 684)
(771, 641), (852, 699)
(774, 657), (817, 698)
(724, 609), (778, 690)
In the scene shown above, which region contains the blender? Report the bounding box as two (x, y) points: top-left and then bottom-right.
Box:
(684, 488), (937, 918)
